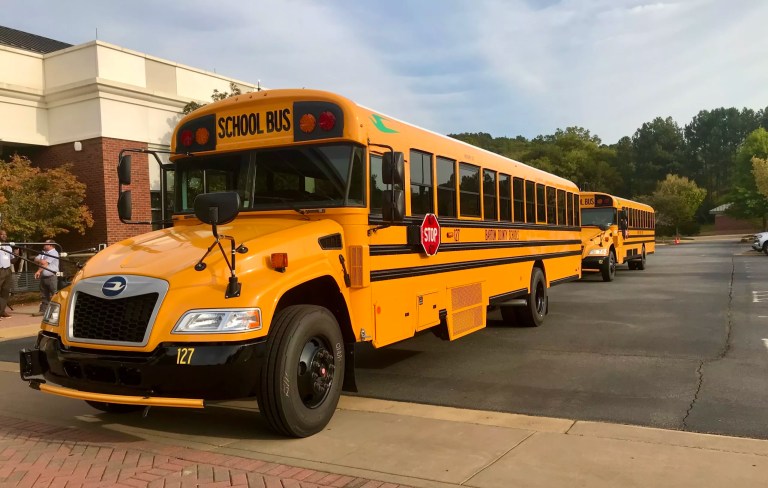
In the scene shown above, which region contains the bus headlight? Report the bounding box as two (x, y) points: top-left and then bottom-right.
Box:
(173, 308), (262, 334)
(588, 248), (609, 256)
(42, 303), (61, 326)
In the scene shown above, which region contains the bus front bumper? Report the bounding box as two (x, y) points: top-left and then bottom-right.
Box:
(19, 332), (267, 406)
(581, 256), (606, 270)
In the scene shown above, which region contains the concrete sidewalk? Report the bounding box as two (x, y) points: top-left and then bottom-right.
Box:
(2, 304), (768, 487)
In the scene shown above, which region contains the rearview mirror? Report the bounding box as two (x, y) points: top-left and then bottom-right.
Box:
(382, 151), (404, 186)
(382, 189), (405, 222)
(118, 155), (132, 185)
(117, 191), (132, 221)
(194, 192), (241, 225)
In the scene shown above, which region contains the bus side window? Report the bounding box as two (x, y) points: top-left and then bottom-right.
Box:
(436, 156), (457, 217)
(483, 169), (497, 220)
(525, 180), (535, 223)
(370, 154), (385, 214)
(573, 193), (580, 226)
(557, 189), (566, 225)
(499, 174), (512, 221)
(546, 186), (556, 224)
(536, 184), (546, 223)
(513, 177), (525, 223)
(459, 163), (481, 217)
(410, 149), (433, 215)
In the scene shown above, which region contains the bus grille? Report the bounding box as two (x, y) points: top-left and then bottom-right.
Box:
(73, 292), (159, 343)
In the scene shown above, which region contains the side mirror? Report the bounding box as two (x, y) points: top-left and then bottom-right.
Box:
(382, 151), (404, 186)
(117, 191), (132, 221)
(599, 223), (610, 231)
(382, 189), (405, 222)
(118, 155), (132, 185)
(194, 192), (241, 225)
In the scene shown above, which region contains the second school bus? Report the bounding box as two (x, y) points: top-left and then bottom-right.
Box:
(580, 192), (656, 281)
(20, 89), (582, 437)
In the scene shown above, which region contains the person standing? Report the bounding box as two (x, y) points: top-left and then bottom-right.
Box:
(0, 230), (19, 319)
(34, 240), (59, 316)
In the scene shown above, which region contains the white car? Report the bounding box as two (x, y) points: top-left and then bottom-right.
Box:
(753, 232), (768, 254)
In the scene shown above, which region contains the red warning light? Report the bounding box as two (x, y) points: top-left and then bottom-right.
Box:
(180, 129), (194, 147)
(318, 111), (336, 131)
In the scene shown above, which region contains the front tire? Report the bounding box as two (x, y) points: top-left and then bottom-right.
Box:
(601, 250), (616, 282)
(762, 242), (768, 256)
(258, 305), (345, 438)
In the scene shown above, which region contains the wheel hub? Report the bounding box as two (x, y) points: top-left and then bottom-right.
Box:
(297, 338), (335, 408)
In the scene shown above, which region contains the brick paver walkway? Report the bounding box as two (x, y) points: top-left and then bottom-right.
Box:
(0, 416), (411, 488)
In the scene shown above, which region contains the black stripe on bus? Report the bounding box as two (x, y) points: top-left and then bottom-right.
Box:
(370, 239), (582, 256)
(368, 216), (580, 232)
(550, 274), (580, 286)
(489, 288), (528, 304)
(370, 250), (582, 282)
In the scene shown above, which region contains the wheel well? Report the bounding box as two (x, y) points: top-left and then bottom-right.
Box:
(274, 276), (355, 343)
(533, 260), (546, 280)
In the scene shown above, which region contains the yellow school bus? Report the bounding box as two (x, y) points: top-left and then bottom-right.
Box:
(20, 89), (581, 437)
(579, 192), (655, 281)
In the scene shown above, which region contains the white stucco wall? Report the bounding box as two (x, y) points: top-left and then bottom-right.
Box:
(0, 39), (258, 149)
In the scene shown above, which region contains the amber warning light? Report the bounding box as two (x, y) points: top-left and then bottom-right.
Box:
(271, 253), (288, 273)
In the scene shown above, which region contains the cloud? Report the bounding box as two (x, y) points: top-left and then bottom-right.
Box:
(3, 0), (768, 144)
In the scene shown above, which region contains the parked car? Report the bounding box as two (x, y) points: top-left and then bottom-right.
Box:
(752, 232), (768, 254)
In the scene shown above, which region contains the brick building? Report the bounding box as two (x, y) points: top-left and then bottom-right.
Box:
(0, 25), (257, 251)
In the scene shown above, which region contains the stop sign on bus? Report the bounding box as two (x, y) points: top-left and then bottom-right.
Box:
(421, 213), (441, 256)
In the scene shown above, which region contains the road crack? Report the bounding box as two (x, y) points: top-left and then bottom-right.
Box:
(682, 255), (735, 430)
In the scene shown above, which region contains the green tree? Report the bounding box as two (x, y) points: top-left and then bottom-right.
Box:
(683, 107), (760, 204)
(727, 128), (768, 228)
(0, 155), (93, 240)
(631, 117), (685, 196)
(183, 82), (245, 115)
(648, 174), (706, 238)
(752, 156), (768, 199)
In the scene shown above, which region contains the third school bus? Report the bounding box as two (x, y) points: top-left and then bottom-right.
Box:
(20, 89), (581, 437)
(579, 192), (655, 281)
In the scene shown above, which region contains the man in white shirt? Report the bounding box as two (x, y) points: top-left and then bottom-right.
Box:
(0, 230), (19, 319)
(34, 240), (59, 316)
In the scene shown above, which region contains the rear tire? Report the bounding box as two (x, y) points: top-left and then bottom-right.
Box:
(85, 401), (144, 414)
(637, 245), (646, 270)
(762, 242), (768, 256)
(257, 305), (344, 438)
(516, 267), (547, 327)
(601, 250), (616, 282)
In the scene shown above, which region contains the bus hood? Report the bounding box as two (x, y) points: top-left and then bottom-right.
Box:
(79, 217), (344, 279)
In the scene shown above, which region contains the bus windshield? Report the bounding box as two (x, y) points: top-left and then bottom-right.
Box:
(581, 207), (616, 227)
(174, 143), (366, 213)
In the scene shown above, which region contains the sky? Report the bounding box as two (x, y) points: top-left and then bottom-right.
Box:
(4, 0), (768, 145)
